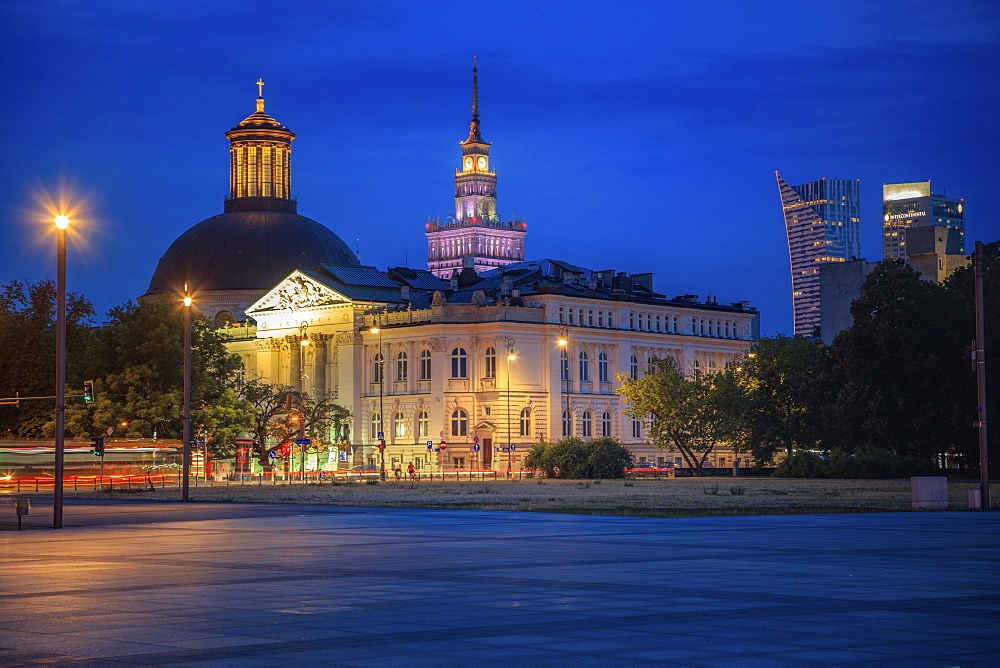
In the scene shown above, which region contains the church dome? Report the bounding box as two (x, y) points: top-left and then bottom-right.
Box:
(145, 204), (359, 296)
(144, 82), (359, 299)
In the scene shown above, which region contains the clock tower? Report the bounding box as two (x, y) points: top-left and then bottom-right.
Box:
(426, 59), (527, 278)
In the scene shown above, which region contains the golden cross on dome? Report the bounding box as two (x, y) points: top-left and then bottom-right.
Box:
(256, 78), (265, 98)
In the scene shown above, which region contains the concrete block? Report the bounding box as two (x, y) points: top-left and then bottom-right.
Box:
(911, 476), (948, 509)
(969, 489), (981, 509)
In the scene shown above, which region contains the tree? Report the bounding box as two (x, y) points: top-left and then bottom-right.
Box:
(290, 390), (352, 467)
(824, 260), (957, 460)
(616, 356), (729, 474)
(727, 335), (824, 465)
(63, 299), (246, 449)
(0, 279), (95, 438)
(235, 376), (294, 470)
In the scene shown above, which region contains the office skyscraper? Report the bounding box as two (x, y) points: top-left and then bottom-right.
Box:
(776, 173), (861, 337)
(882, 181), (964, 260)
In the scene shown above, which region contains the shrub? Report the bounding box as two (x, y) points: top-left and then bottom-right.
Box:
(524, 437), (634, 479)
(775, 448), (937, 478)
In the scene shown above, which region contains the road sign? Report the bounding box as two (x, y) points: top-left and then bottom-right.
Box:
(473, 444), (480, 452)
(295, 438), (311, 445)
(511, 444), (517, 451)
(106, 427), (113, 436)
(268, 451), (277, 459)
(473, 436), (479, 443)
(377, 431), (384, 440)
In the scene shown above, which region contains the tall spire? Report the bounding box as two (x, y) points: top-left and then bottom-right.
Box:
(463, 57), (486, 145)
(471, 57), (479, 120)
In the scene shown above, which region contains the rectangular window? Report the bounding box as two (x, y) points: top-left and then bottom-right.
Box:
(588, 310), (594, 326)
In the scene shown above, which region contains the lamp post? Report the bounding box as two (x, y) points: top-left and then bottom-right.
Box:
(369, 317), (386, 481)
(299, 322), (310, 480)
(181, 287), (192, 502)
(557, 327), (568, 440)
(506, 338), (516, 477)
(52, 214), (69, 529)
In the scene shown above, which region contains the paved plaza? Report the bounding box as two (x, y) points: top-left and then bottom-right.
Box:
(2, 501), (999, 666)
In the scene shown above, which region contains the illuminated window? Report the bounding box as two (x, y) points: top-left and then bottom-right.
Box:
(370, 412), (382, 440)
(394, 411), (406, 439)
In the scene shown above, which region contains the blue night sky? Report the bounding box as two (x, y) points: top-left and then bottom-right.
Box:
(3, 0), (998, 334)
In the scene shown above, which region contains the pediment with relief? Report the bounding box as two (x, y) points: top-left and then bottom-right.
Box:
(248, 272), (349, 314)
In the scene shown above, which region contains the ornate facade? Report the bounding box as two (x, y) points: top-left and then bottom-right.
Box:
(227, 261), (759, 472)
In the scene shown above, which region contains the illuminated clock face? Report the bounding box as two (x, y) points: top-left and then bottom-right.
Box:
(884, 213), (890, 222)
(957, 203), (963, 214)
(477, 156), (486, 169)
(464, 157), (473, 170)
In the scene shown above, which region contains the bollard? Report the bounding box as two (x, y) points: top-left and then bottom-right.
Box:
(15, 498), (29, 530)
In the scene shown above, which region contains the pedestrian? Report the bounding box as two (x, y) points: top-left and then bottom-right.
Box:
(407, 462), (417, 481)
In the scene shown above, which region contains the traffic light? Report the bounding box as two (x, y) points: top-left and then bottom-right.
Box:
(378, 439), (386, 451)
(90, 436), (105, 457)
(82, 380), (95, 404)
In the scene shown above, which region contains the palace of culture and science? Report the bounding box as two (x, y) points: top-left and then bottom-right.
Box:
(145, 66), (760, 473)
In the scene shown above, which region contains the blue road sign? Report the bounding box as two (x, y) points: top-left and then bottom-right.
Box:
(295, 438), (311, 445)
(511, 444), (517, 451)
(426, 440), (433, 450)
(473, 436), (479, 443)
(377, 431), (384, 440)
(473, 444), (480, 452)
(268, 451), (277, 459)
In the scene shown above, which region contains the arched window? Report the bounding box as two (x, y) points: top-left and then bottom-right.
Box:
(708, 359), (717, 373)
(419, 349), (431, 380)
(582, 411), (592, 438)
(579, 351), (590, 382)
(562, 410), (572, 437)
(451, 409), (468, 436)
(560, 349), (570, 381)
(370, 412), (382, 440)
(693, 359), (701, 376)
(629, 355), (639, 380)
(373, 352), (384, 384)
(417, 411), (429, 439)
(632, 418), (642, 439)
(214, 310), (235, 328)
(598, 352), (610, 383)
(647, 356), (655, 374)
(519, 408), (531, 437)
(396, 351), (407, 382)
(484, 346), (497, 378)
(394, 411), (406, 439)
(451, 347), (468, 378)
(601, 411), (612, 437)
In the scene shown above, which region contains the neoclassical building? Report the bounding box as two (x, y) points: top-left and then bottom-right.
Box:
(227, 258), (759, 472)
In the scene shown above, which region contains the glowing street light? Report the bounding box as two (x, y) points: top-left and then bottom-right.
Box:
(181, 285), (192, 501)
(368, 316), (386, 481)
(52, 214), (69, 529)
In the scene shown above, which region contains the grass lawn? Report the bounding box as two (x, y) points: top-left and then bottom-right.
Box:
(49, 476), (997, 518)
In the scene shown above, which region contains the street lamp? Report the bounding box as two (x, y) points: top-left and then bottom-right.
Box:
(299, 322), (310, 479)
(369, 317), (386, 481)
(506, 338), (516, 477)
(557, 327), (569, 439)
(52, 214), (69, 529)
(182, 287), (192, 502)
